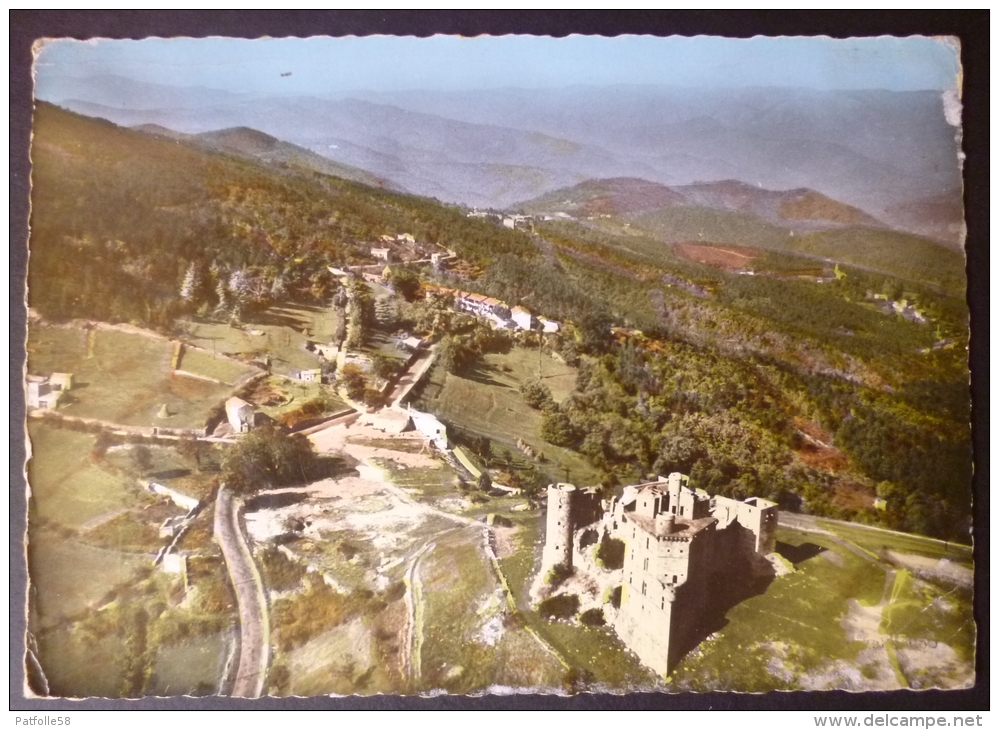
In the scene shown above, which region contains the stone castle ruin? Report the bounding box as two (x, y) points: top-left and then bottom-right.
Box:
(540, 473), (778, 676)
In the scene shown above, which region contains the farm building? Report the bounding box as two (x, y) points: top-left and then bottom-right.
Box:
(25, 372), (73, 409)
(225, 397), (256, 433)
(290, 368), (323, 383)
(408, 408), (448, 450)
(314, 343), (339, 361)
(371, 247), (393, 263)
(538, 316), (561, 333)
(401, 336), (426, 352)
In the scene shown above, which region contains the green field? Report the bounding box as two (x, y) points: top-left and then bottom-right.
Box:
(27, 422), (135, 527)
(253, 377), (349, 422)
(179, 300), (337, 377)
(667, 525), (975, 691)
(880, 570), (975, 665)
(27, 325), (233, 428)
(28, 530), (150, 629)
(177, 348), (257, 385)
(418, 528), (565, 692)
(820, 520), (974, 568)
(416, 346), (600, 486)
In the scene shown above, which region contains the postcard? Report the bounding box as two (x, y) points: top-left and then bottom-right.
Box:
(21, 34), (973, 699)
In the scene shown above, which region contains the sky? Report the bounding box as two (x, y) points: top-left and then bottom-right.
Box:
(33, 34), (962, 96)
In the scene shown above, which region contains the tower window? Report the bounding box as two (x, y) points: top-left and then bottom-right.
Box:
(641, 581), (647, 596)
(643, 557), (649, 571)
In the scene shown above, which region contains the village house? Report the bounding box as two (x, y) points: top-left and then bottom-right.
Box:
(26, 372), (73, 409)
(314, 343), (339, 361)
(538, 316), (561, 333)
(510, 305), (534, 331)
(370, 247), (393, 263)
(225, 396), (256, 433)
(408, 407), (448, 450)
(401, 335), (426, 352)
(541, 473), (777, 676)
(397, 233), (416, 245)
(289, 368), (323, 383)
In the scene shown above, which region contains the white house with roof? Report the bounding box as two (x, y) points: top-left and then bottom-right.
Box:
(26, 373), (73, 409)
(371, 247), (393, 263)
(290, 368), (323, 383)
(510, 306), (534, 330)
(225, 397), (256, 433)
(408, 408), (448, 450)
(538, 316), (561, 333)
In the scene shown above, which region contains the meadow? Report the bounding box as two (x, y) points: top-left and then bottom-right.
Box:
(416, 346), (601, 487)
(179, 300), (340, 374)
(27, 325), (237, 428)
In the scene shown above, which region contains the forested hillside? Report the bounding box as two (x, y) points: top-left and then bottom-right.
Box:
(27, 103), (972, 542)
(28, 103), (536, 328)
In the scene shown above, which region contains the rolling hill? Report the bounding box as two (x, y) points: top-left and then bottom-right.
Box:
(519, 177), (965, 293)
(41, 78), (963, 243)
(133, 123), (395, 190)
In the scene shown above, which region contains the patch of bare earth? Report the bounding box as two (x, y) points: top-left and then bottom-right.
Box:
(674, 242), (762, 270)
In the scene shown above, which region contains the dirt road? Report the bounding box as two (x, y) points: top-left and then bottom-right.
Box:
(215, 486), (270, 698)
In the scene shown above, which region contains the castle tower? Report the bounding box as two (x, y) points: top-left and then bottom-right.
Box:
(542, 483), (576, 571)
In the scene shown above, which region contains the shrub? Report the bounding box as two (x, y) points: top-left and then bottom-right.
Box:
(603, 585), (622, 609)
(579, 608), (606, 627)
(595, 533), (625, 571)
(544, 562), (574, 588)
(538, 593), (580, 620)
(520, 379), (553, 410)
(561, 667), (594, 694)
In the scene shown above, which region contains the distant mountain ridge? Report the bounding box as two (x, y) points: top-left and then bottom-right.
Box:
(40, 76), (964, 245)
(132, 122), (394, 190)
(518, 177), (885, 231)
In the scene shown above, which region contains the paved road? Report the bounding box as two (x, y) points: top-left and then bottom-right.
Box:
(214, 486), (270, 698)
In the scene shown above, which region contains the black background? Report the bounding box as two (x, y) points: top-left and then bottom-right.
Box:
(9, 10), (989, 712)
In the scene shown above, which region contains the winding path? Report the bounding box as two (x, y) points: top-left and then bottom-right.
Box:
(214, 486), (270, 698)
(401, 541), (437, 686)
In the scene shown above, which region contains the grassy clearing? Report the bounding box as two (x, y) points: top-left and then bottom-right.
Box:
(377, 460), (457, 499)
(497, 514), (541, 603)
(242, 376), (348, 421)
(27, 325), (231, 428)
(38, 629), (128, 698)
(528, 616), (657, 688)
(820, 520), (973, 568)
(28, 530), (150, 629)
(179, 301), (336, 377)
(103, 441), (217, 502)
(177, 348), (256, 385)
(416, 346), (600, 486)
(419, 529), (502, 692)
(148, 633), (228, 697)
(359, 330), (411, 362)
(27, 422), (135, 527)
(669, 528), (886, 691)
